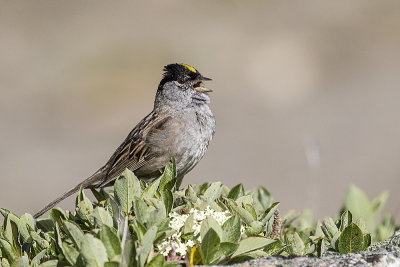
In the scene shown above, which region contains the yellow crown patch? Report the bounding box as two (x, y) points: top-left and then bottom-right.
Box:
(181, 64), (197, 73)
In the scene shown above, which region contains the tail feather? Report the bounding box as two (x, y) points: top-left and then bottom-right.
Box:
(33, 170), (105, 219)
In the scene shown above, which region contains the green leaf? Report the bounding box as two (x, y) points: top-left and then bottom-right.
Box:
(17, 213), (34, 243)
(78, 234), (108, 267)
(220, 242), (239, 257)
(93, 207), (113, 228)
(159, 161), (176, 192)
(231, 237), (275, 258)
(197, 182), (210, 195)
(371, 191), (389, 212)
(244, 204), (257, 221)
(36, 218), (54, 233)
(322, 217), (338, 240)
(141, 177), (161, 199)
(114, 169), (141, 214)
(154, 218), (170, 239)
(146, 199), (167, 228)
(208, 200), (223, 212)
(161, 189), (173, 215)
(120, 240), (136, 266)
(146, 254), (165, 267)
(0, 208), (11, 217)
(245, 221), (263, 236)
(186, 185), (198, 203)
(261, 202), (280, 225)
(226, 199), (254, 225)
(221, 216), (241, 243)
(297, 209), (313, 231)
(31, 249), (47, 266)
(99, 225), (122, 260)
(200, 228), (221, 265)
(63, 220), (84, 249)
(3, 216), (19, 252)
(304, 242), (316, 255)
(227, 184), (245, 200)
(343, 185), (371, 219)
(137, 226), (158, 267)
(5, 212), (19, 226)
(29, 231), (49, 250)
(49, 208), (66, 226)
(202, 182), (223, 201)
(285, 232), (305, 256)
(314, 221), (324, 238)
(316, 237), (326, 257)
(282, 210), (300, 228)
(134, 198), (149, 227)
(90, 187), (107, 203)
(131, 220), (146, 243)
(234, 206), (255, 225)
(377, 213), (395, 241)
(363, 233), (371, 250)
(12, 256), (29, 267)
(338, 223), (364, 254)
(339, 210), (353, 231)
(0, 238), (16, 263)
(75, 189), (94, 224)
(330, 231), (341, 251)
(54, 222), (63, 252)
(104, 197), (120, 222)
(264, 239), (287, 256)
(200, 216), (223, 241)
(183, 213), (195, 235)
(252, 186), (272, 210)
(62, 242), (79, 265)
(354, 217), (368, 235)
(235, 195), (253, 207)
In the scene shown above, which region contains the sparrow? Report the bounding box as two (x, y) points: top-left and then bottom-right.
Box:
(34, 63), (216, 218)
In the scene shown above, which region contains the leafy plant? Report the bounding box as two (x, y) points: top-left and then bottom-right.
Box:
(342, 185), (395, 242)
(0, 164), (398, 266)
(279, 185), (397, 257)
(0, 163), (281, 266)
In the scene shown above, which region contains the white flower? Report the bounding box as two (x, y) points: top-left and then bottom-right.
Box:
(169, 212), (189, 231)
(186, 239), (195, 248)
(157, 206), (238, 257)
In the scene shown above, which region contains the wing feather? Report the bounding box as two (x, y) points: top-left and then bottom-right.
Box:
(94, 111), (171, 187)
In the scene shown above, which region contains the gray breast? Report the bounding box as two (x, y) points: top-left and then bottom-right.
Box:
(174, 104), (216, 176)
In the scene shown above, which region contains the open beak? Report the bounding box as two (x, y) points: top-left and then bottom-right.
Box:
(194, 74), (212, 92)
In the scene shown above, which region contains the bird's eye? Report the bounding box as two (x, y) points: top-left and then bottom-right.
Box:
(177, 79), (184, 85)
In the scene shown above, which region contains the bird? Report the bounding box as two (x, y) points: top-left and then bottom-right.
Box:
(34, 63), (216, 218)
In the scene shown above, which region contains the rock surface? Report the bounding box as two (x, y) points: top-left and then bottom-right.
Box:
(209, 231), (400, 267)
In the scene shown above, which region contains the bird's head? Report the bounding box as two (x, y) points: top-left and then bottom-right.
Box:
(155, 63), (212, 108)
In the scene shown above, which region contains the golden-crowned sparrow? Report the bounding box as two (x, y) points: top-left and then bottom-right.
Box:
(34, 63), (215, 218)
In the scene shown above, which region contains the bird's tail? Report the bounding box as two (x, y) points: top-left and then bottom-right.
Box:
(33, 170), (105, 219)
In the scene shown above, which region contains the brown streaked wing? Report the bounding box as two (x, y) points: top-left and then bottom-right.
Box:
(96, 155), (151, 188)
(96, 111), (171, 187)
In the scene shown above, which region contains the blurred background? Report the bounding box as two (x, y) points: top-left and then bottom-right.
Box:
(1, 1), (400, 220)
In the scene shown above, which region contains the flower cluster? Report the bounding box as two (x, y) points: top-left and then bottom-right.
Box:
(157, 206), (237, 256)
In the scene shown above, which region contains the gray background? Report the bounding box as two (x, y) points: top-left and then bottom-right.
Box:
(1, 1), (400, 220)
